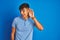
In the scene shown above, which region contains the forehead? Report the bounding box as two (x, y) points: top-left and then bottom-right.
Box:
(21, 8), (29, 10)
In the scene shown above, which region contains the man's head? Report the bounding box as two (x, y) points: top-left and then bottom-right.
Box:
(19, 3), (30, 18)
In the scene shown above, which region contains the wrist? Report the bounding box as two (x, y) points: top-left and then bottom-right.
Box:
(32, 17), (35, 20)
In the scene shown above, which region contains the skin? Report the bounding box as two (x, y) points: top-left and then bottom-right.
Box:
(11, 8), (43, 40)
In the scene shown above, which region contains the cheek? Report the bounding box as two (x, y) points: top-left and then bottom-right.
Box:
(21, 11), (23, 15)
(24, 11), (27, 14)
(21, 10), (29, 16)
(25, 11), (28, 15)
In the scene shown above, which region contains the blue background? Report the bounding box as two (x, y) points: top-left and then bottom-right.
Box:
(0, 0), (60, 40)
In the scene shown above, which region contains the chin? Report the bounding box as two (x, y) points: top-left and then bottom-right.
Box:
(23, 16), (26, 18)
(22, 15), (28, 17)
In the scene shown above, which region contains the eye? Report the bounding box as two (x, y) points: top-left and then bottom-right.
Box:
(23, 10), (25, 12)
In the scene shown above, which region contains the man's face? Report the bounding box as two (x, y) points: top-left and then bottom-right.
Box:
(20, 8), (29, 18)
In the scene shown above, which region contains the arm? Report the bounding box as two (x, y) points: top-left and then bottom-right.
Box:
(11, 27), (16, 40)
(29, 9), (43, 30)
(32, 17), (43, 30)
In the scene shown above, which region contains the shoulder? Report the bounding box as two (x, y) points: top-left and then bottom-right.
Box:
(13, 17), (20, 21)
(14, 17), (19, 20)
(13, 16), (22, 21)
(29, 18), (34, 23)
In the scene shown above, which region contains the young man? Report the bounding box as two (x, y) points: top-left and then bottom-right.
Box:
(11, 3), (43, 40)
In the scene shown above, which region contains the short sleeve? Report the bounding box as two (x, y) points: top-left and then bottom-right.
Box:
(32, 20), (35, 26)
(29, 18), (35, 26)
(12, 18), (17, 28)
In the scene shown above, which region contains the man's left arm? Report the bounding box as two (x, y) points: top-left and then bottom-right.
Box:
(29, 9), (43, 30)
(32, 17), (43, 30)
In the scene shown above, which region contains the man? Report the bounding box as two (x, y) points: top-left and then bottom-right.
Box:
(11, 3), (43, 40)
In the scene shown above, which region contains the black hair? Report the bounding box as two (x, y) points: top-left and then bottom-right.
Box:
(19, 3), (29, 11)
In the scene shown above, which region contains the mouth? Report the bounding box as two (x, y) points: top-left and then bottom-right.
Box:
(22, 14), (26, 17)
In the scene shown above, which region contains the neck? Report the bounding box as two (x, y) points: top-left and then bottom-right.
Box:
(22, 16), (29, 20)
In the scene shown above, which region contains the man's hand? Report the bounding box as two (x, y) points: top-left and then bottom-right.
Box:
(29, 9), (35, 19)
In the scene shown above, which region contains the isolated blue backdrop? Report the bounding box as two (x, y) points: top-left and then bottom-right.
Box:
(0, 0), (60, 40)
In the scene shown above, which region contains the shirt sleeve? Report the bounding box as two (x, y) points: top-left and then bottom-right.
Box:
(30, 18), (35, 26)
(12, 18), (17, 28)
(33, 20), (35, 26)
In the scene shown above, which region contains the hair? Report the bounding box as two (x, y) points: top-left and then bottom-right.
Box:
(19, 3), (29, 11)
